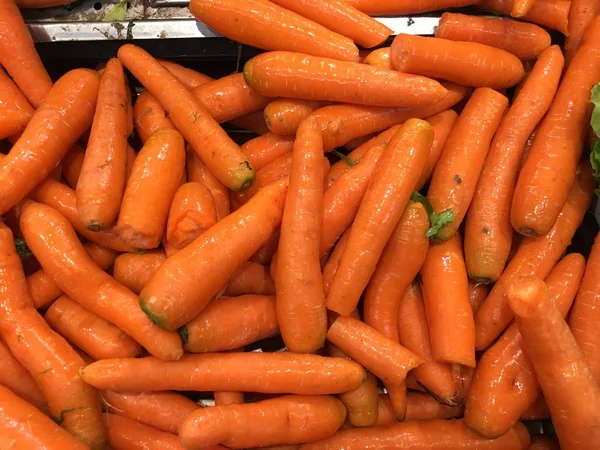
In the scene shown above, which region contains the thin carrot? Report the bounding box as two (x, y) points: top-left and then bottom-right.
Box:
(477, 0), (570, 34)
(465, 46), (564, 283)
(186, 149), (230, 221)
(77, 58), (129, 231)
(159, 59), (213, 89)
(61, 143), (86, 189)
(133, 90), (175, 144)
(364, 48), (391, 69)
(214, 390), (244, 406)
(465, 253), (586, 438)
(326, 119), (433, 316)
(529, 435), (560, 450)
(19, 201), (183, 361)
(343, 0), (478, 14)
(0, 1), (53, 108)
(245, 51), (447, 108)
(427, 88), (508, 241)
(264, 100), (326, 137)
(189, 0), (358, 62)
(511, 19), (600, 237)
(475, 162), (595, 350)
(468, 280), (488, 314)
(0, 69), (100, 215)
(118, 44), (254, 192)
(0, 384), (88, 450)
(224, 261), (275, 296)
(180, 295), (278, 353)
(508, 276), (600, 449)
(565, 0), (600, 65)
(0, 66), (33, 139)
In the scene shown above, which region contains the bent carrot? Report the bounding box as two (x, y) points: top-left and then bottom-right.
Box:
(224, 262), (275, 296)
(62, 143), (86, 189)
(113, 251), (165, 295)
(19, 201), (183, 361)
(364, 48), (391, 69)
(187, 149), (230, 221)
(118, 44), (254, 191)
(0, 69), (100, 215)
(245, 51), (447, 108)
(477, 0), (570, 34)
(465, 46), (564, 282)
(180, 395), (346, 449)
(189, 0), (358, 62)
(264, 100), (325, 137)
(427, 88), (508, 241)
(0, 339), (46, 411)
(326, 119), (432, 316)
(511, 19), (600, 237)
(565, 0), (600, 65)
(0, 66), (33, 139)
(77, 58), (129, 231)
(133, 90), (175, 144)
(343, 0), (477, 15)
(159, 59), (213, 89)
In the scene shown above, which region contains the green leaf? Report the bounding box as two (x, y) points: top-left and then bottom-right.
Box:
(332, 150), (357, 167)
(591, 139), (600, 196)
(14, 238), (32, 258)
(591, 83), (600, 138)
(103, 0), (128, 22)
(409, 191), (454, 240)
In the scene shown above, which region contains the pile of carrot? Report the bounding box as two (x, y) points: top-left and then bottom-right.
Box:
(1, 0), (600, 448)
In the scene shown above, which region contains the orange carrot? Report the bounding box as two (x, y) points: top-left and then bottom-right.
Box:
(405, 392), (463, 421)
(322, 228), (351, 296)
(19, 201), (183, 361)
(189, 0), (359, 62)
(511, 19), (600, 237)
(117, 128), (185, 249)
(0, 69), (100, 215)
(511, 0), (536, 16)
(180, 295), (278, 353)
(82, 352), (364, 394)
(565, 0), (600, 65)
(224, 261), (275, 296)
(245, 51), (447, 108)
(61, 143), (86, 189)
(364, 48), (391, 69)
(477, 0), (570, 34)
(343, 0), (478, 15)
(475, 162), (595, 350)
(241, 133), (294, 171)
(0, 2), (53, 108)
(529, 435), (560, 450)
(118, 44), (254, 191)
(264, 100), (326, 136)
(465, 253), (586, 438)
(427, 88), (508, 241)
(230, 110), (270, 135)
(159, 59), (213, 89)
(187, 149), (230, 221)
(326, 119), (433, 316)
(521, 395), (551, 420)
(112, 251), (165, 295)
(252, 229), (281, 266)
(0, 66), (33, 139)
(465, 46), (563, 282)
(508, 276), (600, 449)
(133, 90), (175, 144)
(214, 391), (244, 406)
(436, 13), (551, 60)
(77, 58), (129, 231)
(468, 280), (488, 314)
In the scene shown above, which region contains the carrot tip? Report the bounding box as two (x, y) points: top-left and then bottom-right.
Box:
(86, 221), (105, 232)
(138, 297), (168, 330)
(178, 326), (189, 345)
(518, 227), (538, 237)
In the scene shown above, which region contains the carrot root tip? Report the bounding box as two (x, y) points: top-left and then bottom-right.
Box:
(86, 221), (105, 232)
(518, 227), (538, 237)
(178, 326), (189, 345)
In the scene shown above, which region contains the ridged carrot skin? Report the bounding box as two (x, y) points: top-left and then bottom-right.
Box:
(364, 48), (391, 69)
(264, 100), (326, 137)
(245, 51), (447, 108)
(189, 0), (359, 62)
(464, 46), (564, 283)
(133, 90), (175, 144)
(511, 19), (600, 237)
(0, 66), (33, 139)
(343, 0), (478, 15)
(187, 149), (230, 221)
(565, 0), (600, 65)
(477, 0), (570, 34)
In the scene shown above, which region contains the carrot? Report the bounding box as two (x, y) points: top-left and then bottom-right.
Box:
(0, 2), (53, 108)
(364, 48), (391, 69)
(406, 392), (463, 421)
(0, 69), (100, 215)
(82, 352), (364, 394)
(224, 261), (275, 296)
(511, 19), (600, 237)
(512, 0), (536, 16)
(464, 46), (563, 283)
(133, 90), (175, 144)
(391, 34), (524, 89)
(343, 0), (478, 14)
(0, 384), (89, 450)
(565, 0), (600, 65)
(435, 13), (551, 61)
(77, 58), (129, 231)
(468, 280), (488, 314)
(214, 391), (244, 406)
(245, 51), (447, 108)
(322, 228), (351, 296)
(61, 143), (86, 188)
(507, 276), (600, 449)
(300, 419), (530, 450)
(326, 119), (433, 316)
(465, 253), (586, 438)
(180, 295), (278, 353)
(264, 100), (326, 136)
(102, 390), (199, 434)
(19, 201), (183, 361)
(475, 162), (595, 349)
(186, 149), (230, 221)
(417, 110), (458, 190)
(477, 0), (570, 34)
(529, 436), (560, 450)
(118, 44), (254, 192)
(159, 59), (213, 89)
(0, 66), (33, 139)
(0, 221), (105, 448)
(230, 110), (270, 135)
(427, 88), (508, 241)
(140, 178), (288, 330)
(189, 0), (359, 62)
(116, 128), (185, 249)
(522, 395), (550, 420)
(253, 229), (281, 266)
(240, 134), (294, 173)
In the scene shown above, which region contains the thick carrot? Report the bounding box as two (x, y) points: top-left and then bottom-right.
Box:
(565, 0), (600, 65)
(118, 44), (254, 192)
(475, 163), (595, 350)
(19, 201), (183, 361)
(159, 59), (213, 89)
(343, 0), (477, 14)
(224, 261), (275, 296)
(326, 119), (432, 316)
(464, 46), (563, 283)
(61, 143), (86, 189)
(465, 253), (586, 438)
(0, 2), (52, 108)
(82, 352), (364, 394)
(468, 280), (488, 314)
(264, 100), (326, 137)
(189, 0), (358, 61)
(0, 69), (100, 215)
(391, 34), (524, 89)
(186, 149), (230, 221)
(77, 58), (129, 231)
(508, 276), (600, 449)
(102, 390), (199, 434)
(364, 48), (391, 69)
(245, 51), (447, 108)
(511, 19), (600, 237)
(133, 90), (175, 144)
(0, 66), (33, 139)
(0, 384), (89, 450)
(300, 419), (530, 450)
(529, 436), (560, 450)
(180, 295), (278, 353)
(427, 88), (508, 241)
(103, 413), (192, 450)
(436, 13), (551, 60)
(477, 0), (570, 34)
(0, 222), (105, 448)
(117, 128), (185, 249)
(140, 179), (288, 330)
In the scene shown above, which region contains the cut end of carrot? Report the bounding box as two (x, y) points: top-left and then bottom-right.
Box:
(86, 220), (105, 232)
(139, 297), (169, 330)
(517, 226), (538, 237)
(506, 276), (548, 319)
(178, 326), (189, 346)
